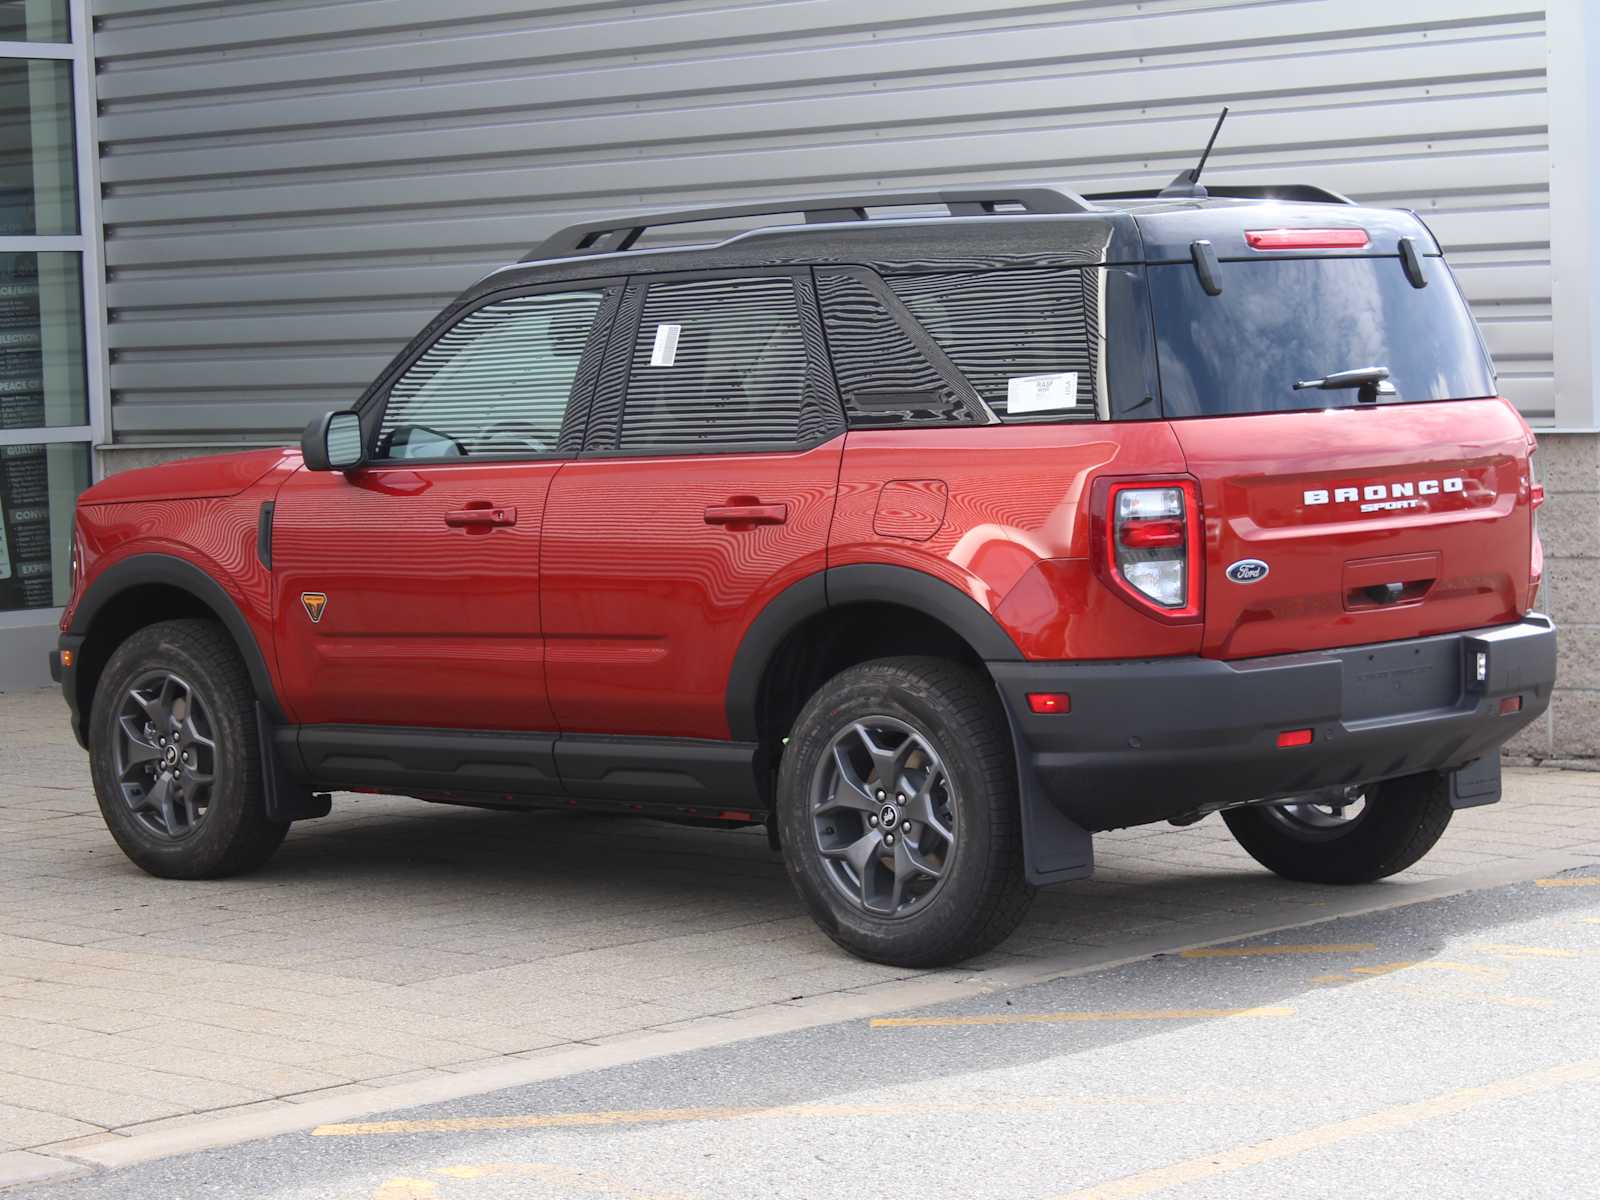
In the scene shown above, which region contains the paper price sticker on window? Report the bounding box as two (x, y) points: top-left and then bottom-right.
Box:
(1006, 371), (1079, 414)
(649, 323), (682, 367)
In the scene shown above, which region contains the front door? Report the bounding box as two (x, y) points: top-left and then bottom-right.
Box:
(271, 283), (619, 730)
(541, 271), (845, 741)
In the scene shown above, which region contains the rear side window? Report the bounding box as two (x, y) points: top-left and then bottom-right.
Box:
(620, 276), (811, 449)
(888, 268), (1102, 420)
(1150, 255), (1495, 417)
(376, 290), (603, 459)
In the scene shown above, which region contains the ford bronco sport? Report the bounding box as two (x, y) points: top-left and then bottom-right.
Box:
(52, 180), (1556, 967)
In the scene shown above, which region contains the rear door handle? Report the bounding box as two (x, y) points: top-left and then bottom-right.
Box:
(445, 505), (518, 528)
(704, 502), (788, 527)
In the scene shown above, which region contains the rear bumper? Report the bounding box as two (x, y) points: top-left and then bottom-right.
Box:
(991, 614), (1557, 833)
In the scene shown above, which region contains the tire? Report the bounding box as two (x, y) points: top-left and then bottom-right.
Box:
(89, 618), (288, 879)
(1220, 772), (1452, 884)
(777, 656), (1034, 967)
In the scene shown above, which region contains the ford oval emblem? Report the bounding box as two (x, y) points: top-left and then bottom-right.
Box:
(1226, 558), (1270, 584)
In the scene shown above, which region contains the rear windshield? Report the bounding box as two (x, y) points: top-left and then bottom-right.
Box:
(1149, 255), (1495, 417)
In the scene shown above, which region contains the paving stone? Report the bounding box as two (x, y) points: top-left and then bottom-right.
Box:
(0, 685), (1595, 1148)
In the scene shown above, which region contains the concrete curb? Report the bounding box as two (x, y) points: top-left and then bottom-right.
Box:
(11, 849), (1596, 1189)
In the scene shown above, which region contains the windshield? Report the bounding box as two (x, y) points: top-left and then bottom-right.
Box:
(1149, 255), (1495, 417)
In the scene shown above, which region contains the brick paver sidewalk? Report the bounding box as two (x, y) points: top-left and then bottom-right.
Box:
(3, 686), (1597, 1158)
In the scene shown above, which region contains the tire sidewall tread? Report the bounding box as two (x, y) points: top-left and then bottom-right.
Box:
(1220, 773), (1453, 885)
(89, 618), (287, 879)
(777, 656), (1034, 967)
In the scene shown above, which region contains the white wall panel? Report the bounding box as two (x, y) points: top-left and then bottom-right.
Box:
(90, 0), (1557, 440)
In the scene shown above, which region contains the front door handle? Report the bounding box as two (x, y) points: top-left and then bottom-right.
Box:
(445, 504), (518, 528)
(704, 502), (788, 527)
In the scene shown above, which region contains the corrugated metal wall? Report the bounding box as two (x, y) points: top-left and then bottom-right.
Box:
(90, 0), (1554, 443)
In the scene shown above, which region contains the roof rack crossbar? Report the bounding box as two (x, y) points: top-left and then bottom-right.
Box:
(526, 186), (1094, 260)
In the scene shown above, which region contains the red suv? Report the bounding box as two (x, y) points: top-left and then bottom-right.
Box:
(52, 184), (1556, 966)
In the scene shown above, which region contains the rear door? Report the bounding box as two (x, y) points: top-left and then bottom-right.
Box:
(540, 270), (844, 741)
(271, 283), (619, 728)
(1148, 248), (1534, 660)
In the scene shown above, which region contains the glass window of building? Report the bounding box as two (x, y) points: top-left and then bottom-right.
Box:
(0, 1), (97, 641)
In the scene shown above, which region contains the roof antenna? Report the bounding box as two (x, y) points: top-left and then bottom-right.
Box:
(1159, 106), (1229, 199)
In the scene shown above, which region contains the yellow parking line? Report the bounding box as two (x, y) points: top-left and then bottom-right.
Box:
(371, 1181), (437, 1200)
(1384, 983), (1552, 1011)
(870, 1007), (1293, 1028)
(1475, 943), (1581, 958)
(434, 1163), (693, 1199)
(1536, 877), (1600, 887)
(1055, 1058), (1600, 1200)
(319, 1093), (1258, 1138)
(1180, 943), (1374, 958)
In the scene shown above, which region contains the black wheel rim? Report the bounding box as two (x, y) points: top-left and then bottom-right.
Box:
(1261, 790), (1369, 843)
(810, 716), (956, 919)
(113, 671), (219, 840)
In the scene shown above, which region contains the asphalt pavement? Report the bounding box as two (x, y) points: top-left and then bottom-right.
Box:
(10, 866), (1599, 1200)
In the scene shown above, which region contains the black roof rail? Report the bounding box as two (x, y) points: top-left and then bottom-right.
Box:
(1086, 183), (1357, 206)
(525, 186), (1096, 260)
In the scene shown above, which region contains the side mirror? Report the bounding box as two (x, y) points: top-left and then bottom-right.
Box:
(301, 410), (365, 472)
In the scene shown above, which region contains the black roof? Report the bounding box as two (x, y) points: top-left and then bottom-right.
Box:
(470, 182), (1437, 301)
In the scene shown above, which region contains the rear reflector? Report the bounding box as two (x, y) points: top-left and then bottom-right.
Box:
(1530, 483), (1546, 510)
(1276, 728), (1314, 748)
(1027, 692), (1071, 715)
(1245, 228), (1370, 250)
(1117, 517), (1186, 549)
(1499, 696), (1523, 715)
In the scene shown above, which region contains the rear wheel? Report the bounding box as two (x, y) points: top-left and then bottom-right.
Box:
(1220, 773), (1452, 884)
(777, 656), (1034, 967)
(89, 619), (288, 879)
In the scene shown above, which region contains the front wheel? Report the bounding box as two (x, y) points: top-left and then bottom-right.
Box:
(777, 656), (1034, 967)
(89, 619), (288, 879)
(1220, 773), (1453, 884)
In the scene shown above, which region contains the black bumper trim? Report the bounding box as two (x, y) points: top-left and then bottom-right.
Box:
(992, 615), (1556, 833)
(55, 633), (87, 749)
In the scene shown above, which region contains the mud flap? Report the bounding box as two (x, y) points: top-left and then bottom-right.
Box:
(1447, 752), (1502, 809)
(255, 703), (331, 822)
(1008, 720), (1094, 885)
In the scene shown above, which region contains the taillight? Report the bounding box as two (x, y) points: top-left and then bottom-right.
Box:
(1528, 448), (1544, 608)
(1245, 228), (1370, 250)
(1096, 479), (1203, 622)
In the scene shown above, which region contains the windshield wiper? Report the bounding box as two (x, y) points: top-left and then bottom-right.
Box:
(1293, 365), (1396, 405)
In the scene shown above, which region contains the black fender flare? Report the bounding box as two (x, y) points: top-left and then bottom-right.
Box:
(724, 564), (1023, 741)
(69, 553), (287, 724)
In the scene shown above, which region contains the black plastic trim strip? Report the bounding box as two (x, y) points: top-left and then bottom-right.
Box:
(298, 725), (561, 796)
(69, 554), (287, 723)
(292, 725), (762, 813)
(256, 502), (274, 569)
(556, 736), (760, 808)
(723, 565), (1025, 742)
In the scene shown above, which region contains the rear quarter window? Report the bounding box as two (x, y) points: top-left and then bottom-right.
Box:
(1150, 255), (1495, 417)
(888, 268), (1103, 421)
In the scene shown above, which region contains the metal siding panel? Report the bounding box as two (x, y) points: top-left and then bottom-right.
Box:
(92, 0), (1556, 441)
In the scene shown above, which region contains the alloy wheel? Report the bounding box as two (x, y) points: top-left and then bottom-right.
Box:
(810, 716), (957, 917)
(113, 671), (219, 839)
(1262, 789), (1369, 842)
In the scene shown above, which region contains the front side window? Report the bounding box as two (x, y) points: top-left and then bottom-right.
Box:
(376, 290), (603, 460)
(619, 276), (810, 450)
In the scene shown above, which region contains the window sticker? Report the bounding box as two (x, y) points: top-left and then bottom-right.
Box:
(1006, 371), (1079, 414)
(649, 323), (681, 367)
